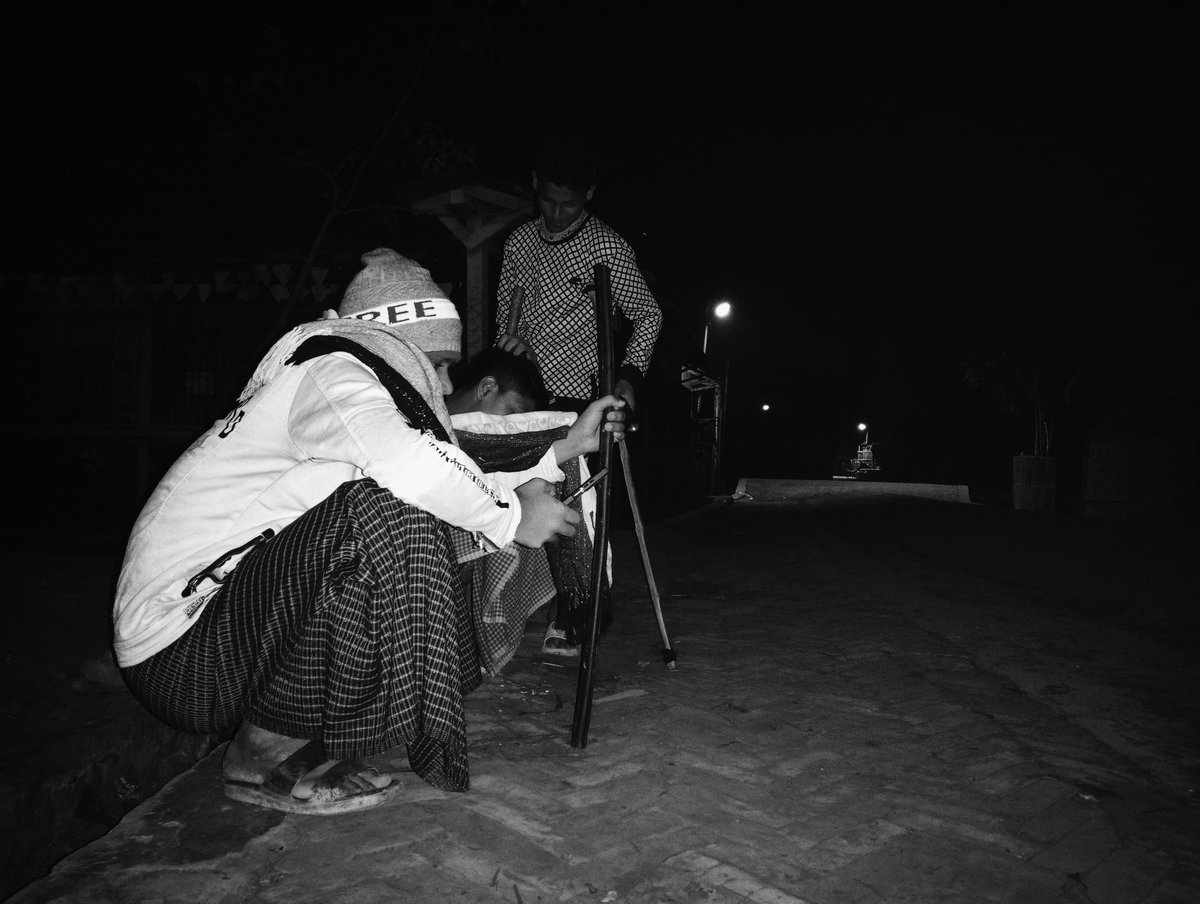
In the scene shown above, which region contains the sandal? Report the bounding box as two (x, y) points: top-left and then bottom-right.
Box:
(224, 740), (398, 815)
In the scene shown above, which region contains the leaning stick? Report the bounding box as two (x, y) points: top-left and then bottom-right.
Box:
(505, 285), (525, 337)
(618, 440), (676, 668)
(570, 263), (615, 749)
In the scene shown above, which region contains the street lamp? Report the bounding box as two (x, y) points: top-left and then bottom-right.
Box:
(702, 300), (732, 355)
(858, 422), (869, 445)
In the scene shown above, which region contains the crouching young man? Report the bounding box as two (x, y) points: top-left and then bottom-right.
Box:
(112, 248), (625, 815)
(445, 346), (613, 658)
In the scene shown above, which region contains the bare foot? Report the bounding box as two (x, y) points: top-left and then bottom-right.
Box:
(291, 759), (394, 802)
(222, 721), (309, 785)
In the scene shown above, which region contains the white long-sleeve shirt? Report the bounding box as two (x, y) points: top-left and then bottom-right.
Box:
(114, 351), (540, 667)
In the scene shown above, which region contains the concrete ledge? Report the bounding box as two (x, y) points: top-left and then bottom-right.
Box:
(735, 478), (974, 504)
(0, 643), (224, 901)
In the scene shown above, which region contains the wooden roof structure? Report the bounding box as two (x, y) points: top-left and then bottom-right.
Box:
(393, 171), (533, 360)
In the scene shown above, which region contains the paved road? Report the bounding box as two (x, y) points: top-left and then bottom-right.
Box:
(8, 490), (1200, 903)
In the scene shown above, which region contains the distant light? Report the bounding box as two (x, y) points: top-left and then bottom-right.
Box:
(714, 301), (732, 319)
(858, 423), (867, 431)
(762, 404), (771, 411)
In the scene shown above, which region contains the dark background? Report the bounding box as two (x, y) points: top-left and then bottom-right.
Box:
(6, 5), (1197, 520)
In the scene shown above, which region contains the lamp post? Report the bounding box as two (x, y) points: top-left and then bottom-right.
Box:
(858, 422), (869, 445)
(702, 300), (732, 355)
(705, 301), (731, 495)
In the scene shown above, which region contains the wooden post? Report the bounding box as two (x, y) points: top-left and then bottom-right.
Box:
(463, 244), (489, 361)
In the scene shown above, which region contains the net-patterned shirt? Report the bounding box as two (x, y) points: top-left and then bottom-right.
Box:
(495, 212), (663, 401)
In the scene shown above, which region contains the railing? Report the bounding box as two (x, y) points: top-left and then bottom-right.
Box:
(2, 265), (342, 543)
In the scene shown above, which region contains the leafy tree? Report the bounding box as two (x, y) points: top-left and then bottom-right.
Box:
(964, 332), (1085, 458)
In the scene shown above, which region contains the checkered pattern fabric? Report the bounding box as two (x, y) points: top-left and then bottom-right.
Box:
(452, 424), (609, 649)
(495, 213), (663, 400)
(123, 479), (481, 792)
(456, 540), (558, 673)
(450, 425), (577, 672)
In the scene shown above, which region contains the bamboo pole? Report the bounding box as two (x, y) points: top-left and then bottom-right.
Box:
(505, 285), (525, 337)
(618, 440), (675, 667)
(570, 263), (615, 748)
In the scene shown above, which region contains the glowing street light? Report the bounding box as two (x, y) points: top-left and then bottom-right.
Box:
(702, 300), (732, 355)
(762, 404), (771, 411)
(858, 422), (869, 444)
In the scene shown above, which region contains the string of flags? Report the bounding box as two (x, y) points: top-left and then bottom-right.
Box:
(0, 264), (342, 306)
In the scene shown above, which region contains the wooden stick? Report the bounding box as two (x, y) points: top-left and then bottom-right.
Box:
(570, 263), (615, 749)
(618, 440), (676, 668)
(505, 286), (525, 337)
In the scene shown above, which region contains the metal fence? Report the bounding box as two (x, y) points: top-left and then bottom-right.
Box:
(3, 265), (342, 541)
(1083, 435), (1199, 520)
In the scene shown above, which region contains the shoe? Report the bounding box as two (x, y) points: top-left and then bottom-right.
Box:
(541, 623), (580, 658)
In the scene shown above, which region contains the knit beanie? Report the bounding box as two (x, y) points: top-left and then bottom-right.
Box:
(338, 248), (462, 360)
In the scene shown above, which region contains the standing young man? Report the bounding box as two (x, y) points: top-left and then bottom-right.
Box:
(494, 133), (663, 415)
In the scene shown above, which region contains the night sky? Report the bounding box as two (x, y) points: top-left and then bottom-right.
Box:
(9, 6), (1197, 495)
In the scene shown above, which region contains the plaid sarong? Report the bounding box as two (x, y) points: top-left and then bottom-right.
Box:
(124, 478), (480, 791)
(453, 536), (556, 674)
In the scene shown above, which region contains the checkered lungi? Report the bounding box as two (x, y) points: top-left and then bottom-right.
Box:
(122, 478), (480, 791)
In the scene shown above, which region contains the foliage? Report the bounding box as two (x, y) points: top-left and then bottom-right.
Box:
(12, 5), (526, 270)
(963, 339), (1082, 458)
